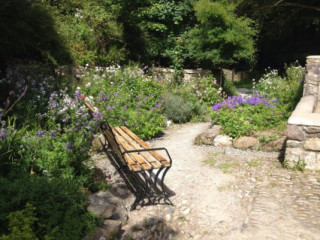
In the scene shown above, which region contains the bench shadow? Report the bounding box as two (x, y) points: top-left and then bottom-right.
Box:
(121, 216), (178, 240)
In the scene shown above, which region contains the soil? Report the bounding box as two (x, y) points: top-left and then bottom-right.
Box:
(94, 122), (320, 240)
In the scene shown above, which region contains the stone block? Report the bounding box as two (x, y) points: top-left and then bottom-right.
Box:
(286, 140), (302, 148)
(262, 137), (286, 152)
(214, 135), (233, 147)
(304, 138), (320, 151)
(233, 136), (259, 149)
(306, 127), (320, 134)
(287, 125), (305, 141)
(194, 125), (221, 145)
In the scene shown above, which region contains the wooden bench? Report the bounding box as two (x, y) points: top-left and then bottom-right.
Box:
(100, 122), (173, 210)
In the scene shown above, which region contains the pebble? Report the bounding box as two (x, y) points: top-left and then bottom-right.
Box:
(182, 208), (191, 215)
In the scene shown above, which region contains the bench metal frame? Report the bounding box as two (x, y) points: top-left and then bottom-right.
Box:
(100, 122), (173, 211)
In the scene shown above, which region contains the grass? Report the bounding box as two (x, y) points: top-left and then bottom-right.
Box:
(217, 161), (239, 173)
(203, 158), (217, 167)
(247, 160), (263, 167)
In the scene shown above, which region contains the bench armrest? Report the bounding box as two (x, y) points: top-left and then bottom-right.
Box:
(123, 148), (173, 165)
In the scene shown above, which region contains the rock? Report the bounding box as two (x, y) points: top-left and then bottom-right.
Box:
(91, 134), (105, 152)
(194, 125), (222, 145)
(233, 136), (259, 149)
(88, 204), (117, 219)
(102, 205), (117, 219)
(165, 214), (171, 222)
(304, 138), (320, 151)
(182, 208), (190, 215)
(214, 135), (233, 147)
(262, 137), (287, 152)
(287, 125), (305, 141)
(287, 140), (302, 148)
(93, 220), (122, 240)
(110, 205), (128, 222)
(146, 217), (157, 226)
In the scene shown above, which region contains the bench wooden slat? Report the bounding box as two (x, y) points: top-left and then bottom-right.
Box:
(112, 130), (152, 170)
(113, 127), (162, 169)
(121, 126), (171, 167)
(103, 128), (141, 171)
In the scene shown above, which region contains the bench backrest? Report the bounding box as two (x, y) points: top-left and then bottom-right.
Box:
(100, 122), (126, 165)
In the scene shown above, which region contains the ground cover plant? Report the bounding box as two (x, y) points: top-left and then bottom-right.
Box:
(211, 64), (305, 138)
(0, 65), (101, 239)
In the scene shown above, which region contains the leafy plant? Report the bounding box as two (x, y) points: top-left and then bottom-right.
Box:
(0, 174), (99, 239)
(164, 93), (193, 123)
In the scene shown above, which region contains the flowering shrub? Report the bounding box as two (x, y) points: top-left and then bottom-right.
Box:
(80, 66), (167, 139)
(211, 64), (304, 138)
(255, 64), (304, 111)
(211, 92), (284, 137)
(192, 75), (223, 106)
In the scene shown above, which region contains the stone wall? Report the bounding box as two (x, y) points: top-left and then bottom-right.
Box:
(285, 56), (320, 170)
(152, 67), (248, 84)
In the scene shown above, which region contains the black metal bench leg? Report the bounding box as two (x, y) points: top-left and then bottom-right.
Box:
(160, 167), (173, 205)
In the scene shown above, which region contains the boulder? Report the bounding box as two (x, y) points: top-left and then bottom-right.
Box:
(214, 135), (233, 147)
(194, 125), (222, 145)
(87, 203), (117, 219)
(91, 134), (105, 152)
(233, 136), (259, 149)
(262, 137), (286, 152)
(92, 220), (122, 240)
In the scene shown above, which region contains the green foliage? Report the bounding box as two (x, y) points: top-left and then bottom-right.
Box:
(0, 0), (70, 67)
(192, 75), (223, 106)
(256, 64), (305, 113)
(1, 203), (38, 240)
(164, 93), (193, 123)
(223, 80), (238, 96)
(211, 63), (304, 138)
(293, 159), (306, 172)
(187, 0), (257, 68)
(81, 66), (167, 140)
(0, 174), (98, 239)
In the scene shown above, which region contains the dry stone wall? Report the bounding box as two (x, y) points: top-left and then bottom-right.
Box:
(285, 56), (320, 170)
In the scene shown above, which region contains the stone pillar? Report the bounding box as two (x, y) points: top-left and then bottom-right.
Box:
(303, 55), (320, 98)
(285, 56), (320, 170)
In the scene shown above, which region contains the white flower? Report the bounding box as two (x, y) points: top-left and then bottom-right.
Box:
(77, 86), (81, 90)
(85, 82), (91, 87)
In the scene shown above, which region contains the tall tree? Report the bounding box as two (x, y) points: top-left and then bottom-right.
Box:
(186, 0), (257, 69)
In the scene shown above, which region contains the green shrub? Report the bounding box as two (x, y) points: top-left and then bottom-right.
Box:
(1, 203), (38, 240)
(192, 75), (222, 106)
(164, 93), (193, 123)
(80, 66), (167, 139)
(0, 174), (98, 239)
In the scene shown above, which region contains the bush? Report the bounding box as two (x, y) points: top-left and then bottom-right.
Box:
(0, 174), (98, 239)
(164, 93), (193, 123)
(191, 75), (222, 106)
(211, 94), (284, 138)
(80, 66), (167, 139)
(211, 63), (305, 138)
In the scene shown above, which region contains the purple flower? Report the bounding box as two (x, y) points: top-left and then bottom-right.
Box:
(0, 128), (9, 140)
(123, 106), (127, 110)
(114, 92), (118, 97)
(74, 91), (81, 98)
(106, 105), (111, 110)
(137, 110), (141, 114)
(36, 130), (44, 137)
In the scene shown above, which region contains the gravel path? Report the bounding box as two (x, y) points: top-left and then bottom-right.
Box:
(115, 122), (320, 239)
